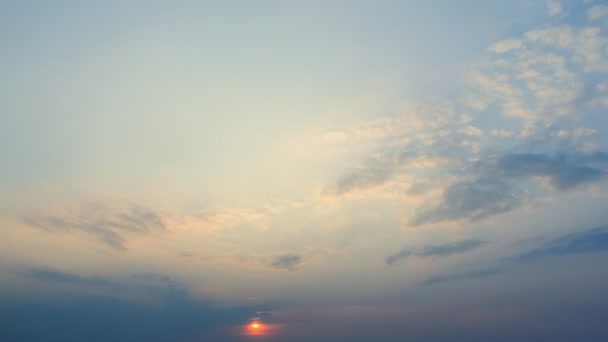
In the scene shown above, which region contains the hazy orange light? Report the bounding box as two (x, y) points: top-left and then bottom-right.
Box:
(244, 320), (272, 337)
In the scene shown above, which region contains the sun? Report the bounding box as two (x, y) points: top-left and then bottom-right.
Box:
(251, 322), (260, 329)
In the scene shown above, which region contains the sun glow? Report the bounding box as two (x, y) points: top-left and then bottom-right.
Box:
(242, 318), (280, 338)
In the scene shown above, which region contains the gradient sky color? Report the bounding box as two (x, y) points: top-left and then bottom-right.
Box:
(2, 1), (608, 341)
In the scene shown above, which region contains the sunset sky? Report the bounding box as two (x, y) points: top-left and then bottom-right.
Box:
(2, 1), (608, 341)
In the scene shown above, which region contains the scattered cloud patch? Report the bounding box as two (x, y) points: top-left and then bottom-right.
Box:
(459, 125), (483, 137)
(547, 0), (562, 17)
(270, 254), (302, 271)
(386, 240), (487, 265)
(490, 129), (515, 138)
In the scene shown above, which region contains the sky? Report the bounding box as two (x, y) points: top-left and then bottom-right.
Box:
(2, 0), (608, 341)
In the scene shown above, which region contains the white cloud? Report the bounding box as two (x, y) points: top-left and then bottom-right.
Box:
(468, 47), (583, 136)
(459, 125), (484, 137)
(524, 25), (576, 48)
(525, 25), (608, 72)
(547, 0), (562, 17)
(490, 130), (515, 137)
(460, 114), (474, 123)
(588, 5), (608, 22)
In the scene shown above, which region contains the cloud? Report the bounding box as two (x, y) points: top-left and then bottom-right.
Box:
(385, 249), (412, 265)
(411, 150), (608, 225)
(411, 178), (519, 225)
(514, 226), (608, 262)
(524, 25), (608, 73)
(386, 240), (487, 265)
(132, 273), (175, 284)
(326, 5), (608, 229)
(28, 267), (112, 287)
(588, 5), (608, 22)
(458, 125), (483, 137)
(270, 254), (302, 271)
(3, 268), (262, 342)
(326, 151), (446, 196)
(424, 225), (608, 285)
(488, 39), (523, 53)
(23, 203), (165, 251)
(422, 268), (502, 286)
(496, 152), (608, 190)
(547, 0), (562, 16)
(21, 267), (182, 295)
(490, 129), (515, 138)
(331, 155), (397, 195)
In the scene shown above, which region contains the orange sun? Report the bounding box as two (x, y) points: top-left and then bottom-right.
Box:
(242, 319), (281, 338)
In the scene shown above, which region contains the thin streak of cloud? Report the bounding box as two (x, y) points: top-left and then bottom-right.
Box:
(422, 268), (502, 286)
(513, 226), (608, 262)
(386, 240), (487, 265)
(23, 203), (165, 251)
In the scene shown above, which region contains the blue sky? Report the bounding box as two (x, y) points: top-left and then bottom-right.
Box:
(2, 1), (608, 341)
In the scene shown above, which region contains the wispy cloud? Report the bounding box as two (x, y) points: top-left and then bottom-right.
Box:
(513, 226), (608, 262)
(28, 267), (112, 286)
(422, 268), (502, 286)
(23, 203), (165, 251)
(386, 240), (487, 265)
(423, 225), (608, 285)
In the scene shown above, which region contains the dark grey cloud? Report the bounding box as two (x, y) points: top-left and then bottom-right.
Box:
(385, 249), (412, 265)
(23, 203), (165, 250)
(422, 268), (502, 286)
(2, 268), (264, 342)
(270, 254), (302, 271)
(513, 226), (608, 262)
(411, 150), (608, 225)
(386, 239), (487, 265)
